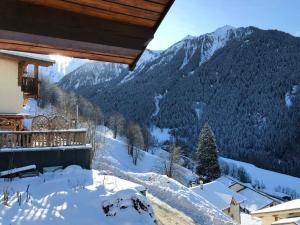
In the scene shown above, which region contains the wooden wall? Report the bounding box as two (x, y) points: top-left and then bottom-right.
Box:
(0, 146), (92, 173)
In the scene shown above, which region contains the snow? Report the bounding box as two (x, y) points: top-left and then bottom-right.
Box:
(241, 213), (262, 225)
(152, 94), (163, 117)
(285, 85), (299, 108)
(252, 199), (300, 214)
(285, 93), (293, 108)
(0, 165), (36, 177)
(179, 38), (197, 70)
(220, 157), (300, 198)
(150, 126), (171, 144)
(92, 127), (237, 225)
(0, 166), (155, 225)
(191, 181), (246, 210)
(119, 50), (161, 84)
(147, 193), (198, 225)
(239, 188), (274, 211)
(272, 217), (300, 225)
(94, 126), (196, 185)
(200, 25), (236, 65)
(21, 98), (53, 129)
(217, 176), (236, 187)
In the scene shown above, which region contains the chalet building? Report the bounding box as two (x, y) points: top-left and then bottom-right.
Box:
(0, 50), (54, 131)
(251, 199), (300, 225)
(217, 176), (282, 213)
(191, 181), (246, 223)
(0, 0), (174, 177)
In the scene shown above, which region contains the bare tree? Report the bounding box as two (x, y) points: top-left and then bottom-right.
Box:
(109, 112), (125, 139)
(126, 122), (144, 165)
(141, 125), (153, 152)
(165, 143), (181, 178)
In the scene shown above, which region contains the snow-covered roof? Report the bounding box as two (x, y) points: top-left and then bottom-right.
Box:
(252, 199), (300, 215)
(0, 50), (54, 65)
(191, 181), (246, 210)
(239, 188), (274, 211)
(272, 217), (300, 225)
(217, 176), (237, 187)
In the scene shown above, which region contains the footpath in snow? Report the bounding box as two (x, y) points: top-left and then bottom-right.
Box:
(93, 127), (237, 225)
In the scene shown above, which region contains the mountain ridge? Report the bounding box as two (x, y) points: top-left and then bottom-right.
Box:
(58, 26), (300, 177)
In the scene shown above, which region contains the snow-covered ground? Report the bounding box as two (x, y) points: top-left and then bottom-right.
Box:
(148, 193), (198, 225)
(152, 95), (163, 117)
(220, 157), (300, 198)
(92, 127), (237, 225)
(150, 126), (171, 144)
(0, 166), (155, 225)
(94, 126), (197, 186)
(241, 213), (262, 225)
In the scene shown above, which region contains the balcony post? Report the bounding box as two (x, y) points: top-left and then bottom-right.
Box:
(34, 64), (39, 99)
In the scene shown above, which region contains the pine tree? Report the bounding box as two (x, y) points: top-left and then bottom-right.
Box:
(196, 122), (221, 182)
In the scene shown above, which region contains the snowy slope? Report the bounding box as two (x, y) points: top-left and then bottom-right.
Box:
(92, 127), (237, 225)
(59, 62), (127, 90)
(0, 166), (155, 225)
(220, 157), (300, 198)
(94, 126), (197, 186)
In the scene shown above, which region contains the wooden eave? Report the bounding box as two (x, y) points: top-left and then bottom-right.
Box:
(0, 0), (174, 69)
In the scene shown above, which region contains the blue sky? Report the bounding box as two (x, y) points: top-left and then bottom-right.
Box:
(148, 0), (300, 50)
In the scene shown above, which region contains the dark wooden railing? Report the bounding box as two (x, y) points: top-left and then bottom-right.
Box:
(21, 77), (38, 97)
(0, 129), (87, 148)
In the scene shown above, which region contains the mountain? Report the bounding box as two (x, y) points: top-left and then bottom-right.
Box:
(21, 52), (88, 82)
(59, 26), (300, 177)
(59, 49), (161, 91)
(39, 57), (89, 82)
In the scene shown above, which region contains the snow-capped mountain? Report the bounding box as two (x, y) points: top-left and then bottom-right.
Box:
(60, 26), (251, 90)
(59, 49), (162, 90)
(58, 26), (300, 179)
(39, 57), (89, 83)
(59, 61), (128, 90)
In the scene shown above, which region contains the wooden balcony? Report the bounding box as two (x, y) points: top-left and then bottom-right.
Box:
(0, 129), (87, 149)
(21, 76), (39, 98)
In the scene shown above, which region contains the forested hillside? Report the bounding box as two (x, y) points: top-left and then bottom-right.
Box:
(59, 26), (300, 177)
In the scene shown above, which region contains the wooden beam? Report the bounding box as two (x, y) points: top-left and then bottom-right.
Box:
(18, 61), (27, 86)
(0, 30), (141, 59)
(0, 41), (135, 65)
(105, 0), (166, 13)
(0, 0), (152, 50)
(65, 0), (161, 20)
(21, 0), (157, 28)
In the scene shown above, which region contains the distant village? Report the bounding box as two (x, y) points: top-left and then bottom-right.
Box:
(190, 176), (300, 225)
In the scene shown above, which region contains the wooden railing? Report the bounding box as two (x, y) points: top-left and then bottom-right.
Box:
(0, 129), (87, 148)
(21, 77), (38, 97)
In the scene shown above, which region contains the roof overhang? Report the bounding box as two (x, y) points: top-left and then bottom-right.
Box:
(0, 0), (174, 70)
(0, 50), (54, 67)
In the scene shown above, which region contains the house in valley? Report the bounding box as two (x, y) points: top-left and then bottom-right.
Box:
(251, 199), (300, 225)
(217, 176), (282, 213)
(191, 181), (246, 223)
